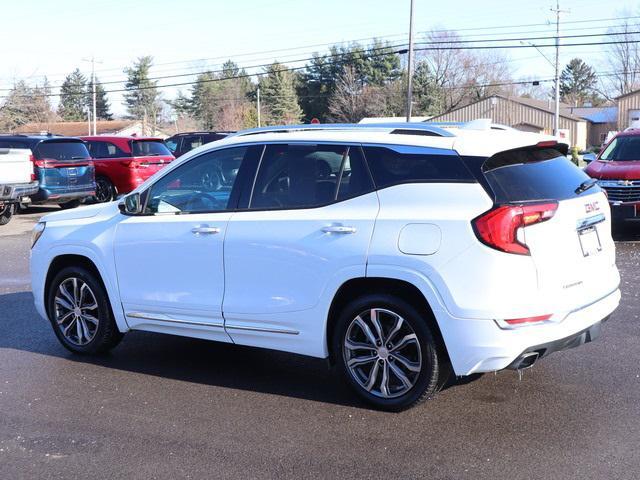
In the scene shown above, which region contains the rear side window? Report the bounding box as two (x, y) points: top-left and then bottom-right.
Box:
(483, 147), (599, 202)
(87, 141), (128, 159)
(362, 146), (475, 189)
(34, 141), (90, 161)
(132, 140), (171, 157)
(249, 144), (373, 210)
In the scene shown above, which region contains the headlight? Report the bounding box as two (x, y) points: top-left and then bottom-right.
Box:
(31, 222), (46, 249)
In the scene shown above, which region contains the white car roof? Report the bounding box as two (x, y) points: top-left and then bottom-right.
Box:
(209, 123), (566, 159)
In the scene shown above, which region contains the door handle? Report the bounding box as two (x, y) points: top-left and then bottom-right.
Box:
(191, 225), (220, 235)
(322, 225), (357, 234)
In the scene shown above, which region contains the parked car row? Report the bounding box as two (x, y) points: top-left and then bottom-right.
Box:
(0, 131), (230, 225)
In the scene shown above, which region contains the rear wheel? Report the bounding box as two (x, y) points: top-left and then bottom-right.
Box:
(0, 203), (15, 225)
(95, 176), (115, 203)
(47, 266), (123, 354)
(333, 294), (443, 411)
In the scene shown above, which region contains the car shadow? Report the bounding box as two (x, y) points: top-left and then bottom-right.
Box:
(0, 292), (354, 407)
(0, 291), (479, 409)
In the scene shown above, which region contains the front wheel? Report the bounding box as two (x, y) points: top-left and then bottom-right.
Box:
(47, 266), (123, 354)
(333, 294), (443, 411)
(0, 203), (15, 225)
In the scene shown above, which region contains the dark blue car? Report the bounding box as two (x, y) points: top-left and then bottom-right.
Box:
(0, 135), (95, 209)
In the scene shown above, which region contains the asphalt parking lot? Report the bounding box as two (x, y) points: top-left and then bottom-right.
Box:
(1, 207), (639, 479)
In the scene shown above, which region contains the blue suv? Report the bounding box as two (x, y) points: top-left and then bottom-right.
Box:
(0, 135), (95, 209)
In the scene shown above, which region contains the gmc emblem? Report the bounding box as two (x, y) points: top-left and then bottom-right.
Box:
(585, 201), (600, 213)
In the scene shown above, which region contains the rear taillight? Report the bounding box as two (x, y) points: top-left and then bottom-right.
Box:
(29, 154), (37, 181)
(473, 202), (558, 255)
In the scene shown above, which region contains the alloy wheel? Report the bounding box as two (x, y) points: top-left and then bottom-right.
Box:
(343, 308), (422, 399)
(53, 277), (100, 346)
(95, 178), (112, 203)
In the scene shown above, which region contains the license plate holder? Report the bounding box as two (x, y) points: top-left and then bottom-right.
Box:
(578, 226), (602, 257)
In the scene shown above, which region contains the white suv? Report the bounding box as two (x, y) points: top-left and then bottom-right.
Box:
(30, 123), (621, 410)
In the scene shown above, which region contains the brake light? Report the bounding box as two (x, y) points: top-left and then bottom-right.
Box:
(473, 202), (558, 255)
(29, 154), (37, 181)
(535, 140), (559, 148)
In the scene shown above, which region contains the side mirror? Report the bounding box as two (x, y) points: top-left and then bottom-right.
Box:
(583, 153), (597, 165)
(118, 192), (142, 215)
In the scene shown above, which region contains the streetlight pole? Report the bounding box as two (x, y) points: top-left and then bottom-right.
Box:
(406, 0), (415, 122)
(82, 56), (101, 135)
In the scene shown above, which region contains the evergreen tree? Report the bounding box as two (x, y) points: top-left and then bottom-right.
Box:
(260, 62), (302, 125)
(559, 58), (599, 106)
(92, 79), (113, 120)
(58, 69), (88, 121)
(123, 56), (161, 123)
(189, 60), (255, 130)
(412, 62), (445, 116)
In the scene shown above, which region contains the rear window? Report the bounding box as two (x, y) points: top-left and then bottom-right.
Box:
(132, 140), (171, 157)
(34, 141), (90, 161)
(600, 135), (640, 161)
(362, 146), (475, 189)
(483, 148), (599, 202)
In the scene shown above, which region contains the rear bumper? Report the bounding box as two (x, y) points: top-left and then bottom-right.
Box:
(506, 320), (603, 370)
(0, 181), (39, 201)
(30, 187), (95, 204)
(437, 288), (621, 376)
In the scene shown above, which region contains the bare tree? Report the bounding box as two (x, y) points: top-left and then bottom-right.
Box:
(605, 15), (640, 97)
(416, 30), (513, 113)
(328, 66), (370, 122)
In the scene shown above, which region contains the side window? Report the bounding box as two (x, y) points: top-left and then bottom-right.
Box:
(145, 146), (249, 214)
(184, 135), (203, 151)
(249, 144), (373, 210)
(165, 137), (179, 154)
(88, 141), (128, 159)
(362, 146), (475, 189)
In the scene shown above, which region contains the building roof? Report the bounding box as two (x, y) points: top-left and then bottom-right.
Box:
(615, 88), (640, 100)
(565, 106), (618, 124)
(13, 120), (138, 137)
(430, 95), (585, 122)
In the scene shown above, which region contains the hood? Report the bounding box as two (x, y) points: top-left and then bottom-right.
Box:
(586, 160), (640, 180)
(40, 202), (119, 223)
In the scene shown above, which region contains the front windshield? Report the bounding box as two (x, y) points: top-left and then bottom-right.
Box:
(600, 136), (640, 161)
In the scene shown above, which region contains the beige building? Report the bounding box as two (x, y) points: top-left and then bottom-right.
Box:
(616, 89), (640, 130)
(428, 95), (589, 149)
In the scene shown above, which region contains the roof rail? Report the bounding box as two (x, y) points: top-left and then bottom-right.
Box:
(231, 122), (454, 138)
(426, 119), (516, 132)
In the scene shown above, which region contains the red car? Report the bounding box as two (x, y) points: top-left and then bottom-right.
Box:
(81, 136), (175, 203)
(585, 129), (640, 221)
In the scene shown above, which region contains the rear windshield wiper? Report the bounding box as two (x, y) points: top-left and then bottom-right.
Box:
(71, 156), (89, 160)
(575, 178), (598, 195)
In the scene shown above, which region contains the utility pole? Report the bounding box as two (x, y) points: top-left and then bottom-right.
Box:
(405, 0), (415, 122)
(82, 56), (102, 135)
(256, 85), (261, 127)
(551, 1), (569, 137)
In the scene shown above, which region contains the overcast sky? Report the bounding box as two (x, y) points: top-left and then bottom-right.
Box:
(1, 0), (637, 116)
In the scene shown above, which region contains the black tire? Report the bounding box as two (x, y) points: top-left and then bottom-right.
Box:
(333, 294), (444, 411)
(47, 266), (123, 354)
(0, 203), (15, 225)
(59, 200), (81, 210)
(94, 176), (115, 203)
